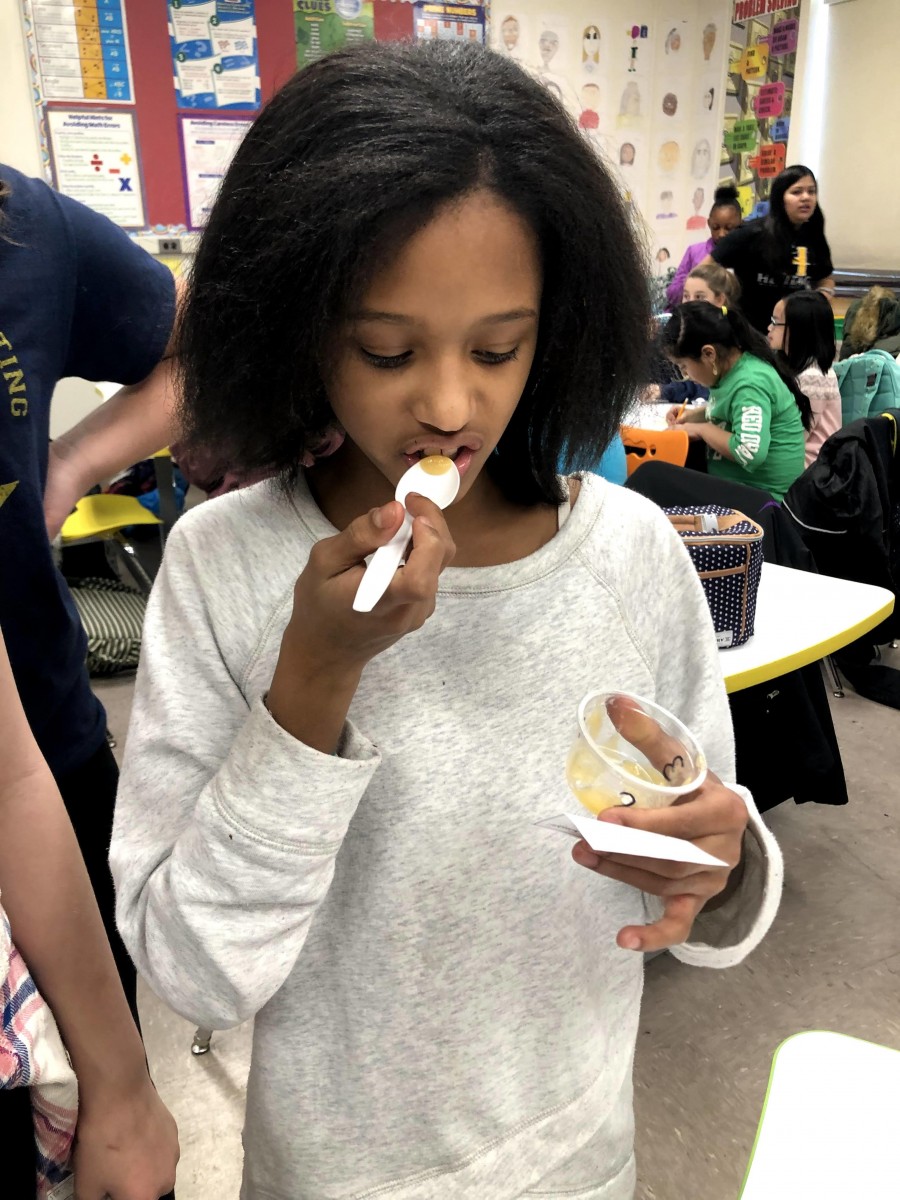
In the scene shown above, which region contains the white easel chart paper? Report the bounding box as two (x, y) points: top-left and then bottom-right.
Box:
(47, 108), (145, 227)
(180, 115), (251, 229)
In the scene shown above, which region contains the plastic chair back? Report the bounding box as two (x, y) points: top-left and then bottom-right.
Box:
(620, 425), (689, 476)
(61, 494), (162, 543)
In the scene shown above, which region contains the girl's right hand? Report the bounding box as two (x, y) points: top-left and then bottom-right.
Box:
(267, 494), (455, 752)
(665, 405), (682, 425)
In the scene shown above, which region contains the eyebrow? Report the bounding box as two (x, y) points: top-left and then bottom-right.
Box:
(351, 308), (539, 327)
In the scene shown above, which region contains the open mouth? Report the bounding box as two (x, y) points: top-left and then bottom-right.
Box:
(402, 444), (479, 477)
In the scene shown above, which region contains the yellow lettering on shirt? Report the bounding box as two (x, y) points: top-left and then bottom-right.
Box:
(0, 331), (28, 417)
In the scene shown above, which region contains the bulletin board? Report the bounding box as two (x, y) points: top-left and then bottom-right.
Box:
(721, 0), (802, 220)
(20, 0), (417, 233)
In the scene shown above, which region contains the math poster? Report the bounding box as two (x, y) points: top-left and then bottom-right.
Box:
(46, 108), (145, 227)
(180, 115), (251, 228)
(168, 0), (261, 110)
(30, 0), (134, 103)
(414, 3), (484, 45)
(721, 3), (801, 218)
(295, 0), (374, 68)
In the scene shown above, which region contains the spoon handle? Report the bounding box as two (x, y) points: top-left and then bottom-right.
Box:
(352, 513), (414, 613)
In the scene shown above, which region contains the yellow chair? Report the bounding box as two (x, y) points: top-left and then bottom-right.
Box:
(61, 494), (162, 596)
(620, 425), (690, 477)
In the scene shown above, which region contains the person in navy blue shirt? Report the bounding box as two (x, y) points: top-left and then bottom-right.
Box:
(0, 164), (178, 1194)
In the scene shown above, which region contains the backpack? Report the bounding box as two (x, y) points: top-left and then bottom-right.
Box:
(834, 349), (900, 425)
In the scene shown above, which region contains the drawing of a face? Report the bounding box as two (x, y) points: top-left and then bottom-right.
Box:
(692, 186), (704, 212)
(501, 16), (520, 51)
(620, 142), (635, 166)
(539, 30), (559, 66)
(703, 23), (717, 61)
(582, 24), (601, 64)
(581, 83), (600, 113)
(621, 81), (641, 117)
(692, 138), (712, 178)
(662, 92), (677, 117)
(665, 28), (681, 54)
(658, 140), (679, 172)
(704, 87), (714, 111)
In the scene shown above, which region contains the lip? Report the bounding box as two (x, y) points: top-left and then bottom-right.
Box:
(401, 437), (483, 474)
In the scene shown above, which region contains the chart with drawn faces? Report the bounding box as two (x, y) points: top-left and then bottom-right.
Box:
(489, 0), (729, 278)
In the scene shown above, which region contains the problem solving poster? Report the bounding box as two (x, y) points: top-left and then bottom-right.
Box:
(168, 0), (260, 110)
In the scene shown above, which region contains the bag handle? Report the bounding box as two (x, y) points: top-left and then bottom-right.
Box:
(667, 510), (758, 536)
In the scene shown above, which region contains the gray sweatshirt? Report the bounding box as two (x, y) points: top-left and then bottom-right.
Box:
(111, 474), (782, 1200)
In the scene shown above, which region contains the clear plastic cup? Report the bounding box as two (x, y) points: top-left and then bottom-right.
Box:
(565, 691), (707, 814)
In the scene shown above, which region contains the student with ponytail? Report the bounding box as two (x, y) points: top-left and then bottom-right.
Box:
(666, 183), (742, 308)
(661, 301), (809, 500)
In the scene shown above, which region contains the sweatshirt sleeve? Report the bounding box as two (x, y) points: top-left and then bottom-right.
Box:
(631, 507), (783, 966)
(110, 521), (380, 1029)
(724, 386), (773, 474)
(666, 246), (694, 308)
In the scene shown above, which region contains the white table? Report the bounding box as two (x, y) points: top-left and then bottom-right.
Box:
(740, 1031), (900, 1198)
(720, 563), (894, 693)
(623, 402), (674, 432)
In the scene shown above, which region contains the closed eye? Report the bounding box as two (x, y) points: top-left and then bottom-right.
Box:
(474, 347), (520, 365)
(360, 349), (413, 369)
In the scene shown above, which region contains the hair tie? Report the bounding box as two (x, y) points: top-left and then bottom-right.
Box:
(721, 305), (728, 316)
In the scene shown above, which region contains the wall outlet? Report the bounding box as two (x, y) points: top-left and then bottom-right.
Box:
(159, 237), (181, 252)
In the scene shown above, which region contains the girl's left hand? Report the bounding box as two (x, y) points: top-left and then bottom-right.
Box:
(572, 777), (749, 953)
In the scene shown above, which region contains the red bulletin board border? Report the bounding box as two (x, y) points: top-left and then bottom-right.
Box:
(52, 1), (412, 230)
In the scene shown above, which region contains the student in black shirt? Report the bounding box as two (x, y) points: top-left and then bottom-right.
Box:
(701, 164), (835, 333)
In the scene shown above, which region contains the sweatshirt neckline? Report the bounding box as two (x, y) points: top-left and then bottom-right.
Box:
(291, 472), (606, 595)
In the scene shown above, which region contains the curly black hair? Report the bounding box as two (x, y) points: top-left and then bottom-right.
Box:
(177, 41), (651, 506)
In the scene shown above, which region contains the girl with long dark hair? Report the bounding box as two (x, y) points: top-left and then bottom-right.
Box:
(700, 165), (834, 333)
(769, 289), (842, 465)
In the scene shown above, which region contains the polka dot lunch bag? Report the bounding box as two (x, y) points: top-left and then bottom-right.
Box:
(664, 506), (764, 648)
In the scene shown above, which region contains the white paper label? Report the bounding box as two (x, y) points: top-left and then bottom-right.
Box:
(535, 812), (728, 868)
(48, 1177), (75, 1200)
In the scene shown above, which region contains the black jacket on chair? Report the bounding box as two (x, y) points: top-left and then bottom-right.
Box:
(626, 461), (848, 812)
(782, 411), (900, 706)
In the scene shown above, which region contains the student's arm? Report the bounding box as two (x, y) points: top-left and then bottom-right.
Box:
(708, 386), (772, 473)
(0, 630), (178, 1199)
(44, 278), (184, 539)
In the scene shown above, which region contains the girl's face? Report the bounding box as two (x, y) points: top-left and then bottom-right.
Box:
(708, 204), (741, 242)
(768, 299), (787, 352)
(326, 191), (541, 507)
(693, 142), (711, 174)
(683, 278), (723, 306)
(783, 175), (817, 225)
(674, 347), (717, 388)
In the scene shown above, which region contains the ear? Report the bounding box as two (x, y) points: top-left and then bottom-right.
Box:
(700, 343), (717, 364)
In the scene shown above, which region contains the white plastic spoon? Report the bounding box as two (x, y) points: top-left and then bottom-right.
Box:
(352, 455), (461, 613)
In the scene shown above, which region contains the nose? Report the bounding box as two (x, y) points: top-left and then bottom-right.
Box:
(409, 355), (476, 434)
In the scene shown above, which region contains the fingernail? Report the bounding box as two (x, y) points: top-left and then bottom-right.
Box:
(373, 504), (393, 529)
(574, 848), (601, 869)
(620, 933), (642, 951)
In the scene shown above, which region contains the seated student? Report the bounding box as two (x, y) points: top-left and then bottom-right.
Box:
(839, 286), (900, 360)
(662, 301), (810, 500)
(652, 265), (744, 407)
(110, 43), (779, 1200)
(768, 291), (841, 466)
(666, 184), (742, 309)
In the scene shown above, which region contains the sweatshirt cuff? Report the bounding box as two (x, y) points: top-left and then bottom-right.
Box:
(201, 696), (380, 852)
(668, 785), (783, 969)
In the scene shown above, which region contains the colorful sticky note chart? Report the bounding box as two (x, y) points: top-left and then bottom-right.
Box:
(725, 119), (760, 153)
(33, 0), (133, 103)
(753, 82), (786, 119)
(748, 142), (787, 179)
(740, 44), (769, 81)
(769, 19), (799, 57)
(771, 117), (791, 142)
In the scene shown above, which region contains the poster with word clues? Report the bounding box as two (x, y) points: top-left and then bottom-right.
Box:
(31, 0), (134, 102)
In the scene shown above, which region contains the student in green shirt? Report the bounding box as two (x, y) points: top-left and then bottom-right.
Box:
(659, 300), (810, 500)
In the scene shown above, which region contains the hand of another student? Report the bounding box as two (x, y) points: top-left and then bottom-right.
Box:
(665, 405), (681, 426)
(572, 696), (748, 952)
(44, 439), (91, 541)
(72, 1074), (179, 1200)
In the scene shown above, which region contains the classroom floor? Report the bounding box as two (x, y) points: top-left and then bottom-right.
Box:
(95, 656), (900, 1200)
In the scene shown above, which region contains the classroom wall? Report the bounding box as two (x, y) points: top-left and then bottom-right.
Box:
(789, 0), (900, 271)
(0, 1), (42, 175)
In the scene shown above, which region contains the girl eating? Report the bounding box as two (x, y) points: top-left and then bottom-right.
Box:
(111, 44), (781, 1200)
